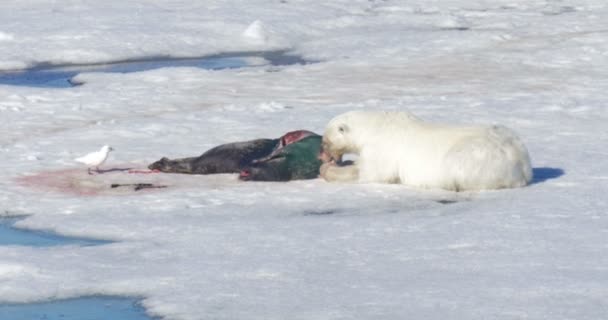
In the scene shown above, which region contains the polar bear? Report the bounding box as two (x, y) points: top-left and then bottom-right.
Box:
(319, 110), (532, 191)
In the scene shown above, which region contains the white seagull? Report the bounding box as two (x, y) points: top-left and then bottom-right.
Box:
(75, 145), (114, 174)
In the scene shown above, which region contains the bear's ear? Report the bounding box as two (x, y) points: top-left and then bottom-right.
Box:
(338, 124), (348, 134)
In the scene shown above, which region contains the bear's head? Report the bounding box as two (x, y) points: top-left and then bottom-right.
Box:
(321, 112), (360, 162)
(320, 110), (420, 162)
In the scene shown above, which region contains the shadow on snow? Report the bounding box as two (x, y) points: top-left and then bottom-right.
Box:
(531, 167), (565, 185)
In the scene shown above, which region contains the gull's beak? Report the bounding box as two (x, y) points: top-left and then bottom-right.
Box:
(109, 147), (114, 152)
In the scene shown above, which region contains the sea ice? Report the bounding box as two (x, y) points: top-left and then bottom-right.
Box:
(0, 1), (607, 319)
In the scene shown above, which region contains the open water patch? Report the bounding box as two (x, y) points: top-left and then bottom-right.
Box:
(0, 217), (110, 247)
(0, 50), (311, 88)
(0, 296), (154, 320)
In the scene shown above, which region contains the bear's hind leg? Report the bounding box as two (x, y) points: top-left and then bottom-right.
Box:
(320, 163), (359, 182)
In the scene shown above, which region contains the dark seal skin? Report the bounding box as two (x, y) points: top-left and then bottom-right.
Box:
(149, 139), (278, 174)
(239, 135), (322, 181)
(148, 130), (319, 177)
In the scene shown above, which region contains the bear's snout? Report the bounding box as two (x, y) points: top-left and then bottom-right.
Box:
(318, 148), (332, 163)
(319, 141), (343, 164)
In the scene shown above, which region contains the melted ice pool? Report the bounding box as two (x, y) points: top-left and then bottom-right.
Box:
(0, 296), (154, 320)
(0, 218), (110, 247)
(0, 50), (309, 88)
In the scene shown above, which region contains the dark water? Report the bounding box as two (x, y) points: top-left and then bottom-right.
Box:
(0, 218), (110, 246)
(0, 50), (309, 88)
(0, 296), (153, 320)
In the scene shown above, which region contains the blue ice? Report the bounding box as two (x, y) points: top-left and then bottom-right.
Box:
(0, 50), (308, 88)
(0, 218), (110, 247)
(0, 296), (153, 320)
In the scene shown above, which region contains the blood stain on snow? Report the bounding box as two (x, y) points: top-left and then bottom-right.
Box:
(14, 167), (170, 196)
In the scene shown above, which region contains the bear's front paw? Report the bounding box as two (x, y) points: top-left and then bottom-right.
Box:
(319, 162), (335, 179)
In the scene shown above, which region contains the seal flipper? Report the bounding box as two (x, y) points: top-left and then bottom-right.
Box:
(239, 156), (291, 181)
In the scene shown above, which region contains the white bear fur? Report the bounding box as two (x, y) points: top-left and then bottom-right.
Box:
(321, 110), (533, 191)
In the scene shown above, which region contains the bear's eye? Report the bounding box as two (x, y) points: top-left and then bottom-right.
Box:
(338, 125), (346, 133)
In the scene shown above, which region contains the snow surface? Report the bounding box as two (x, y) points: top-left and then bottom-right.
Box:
(1, 1), (608, 319)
